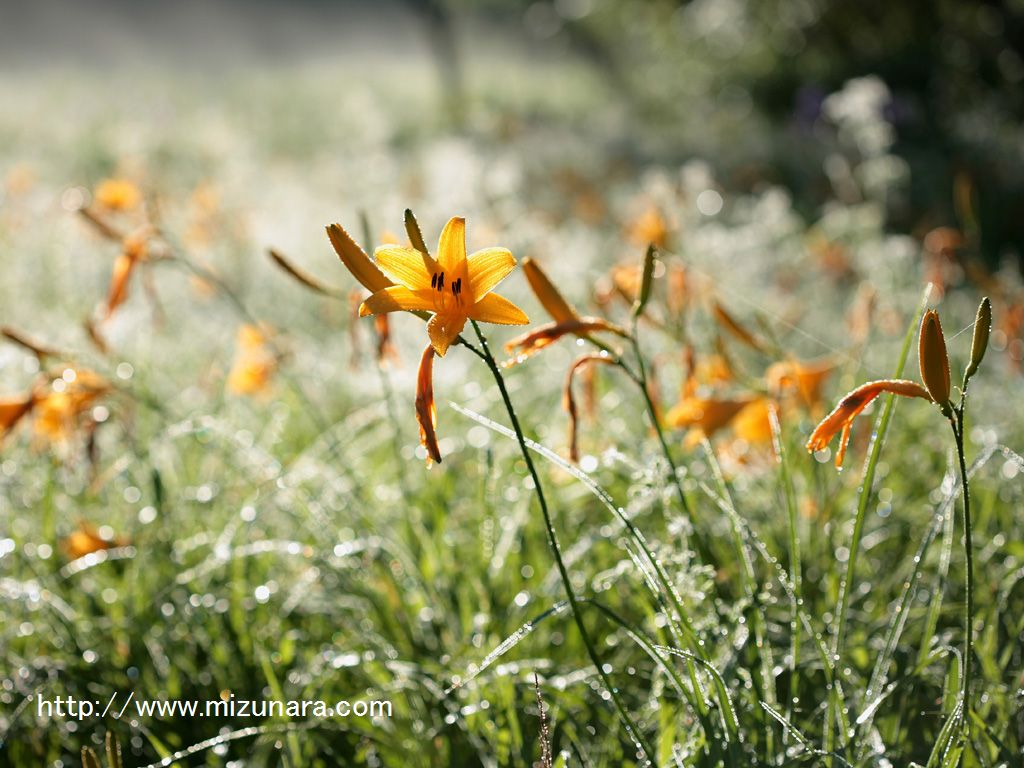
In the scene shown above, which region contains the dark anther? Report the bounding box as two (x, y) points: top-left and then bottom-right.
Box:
(437, 272), (445, 290)
(431, 272), (438, 289)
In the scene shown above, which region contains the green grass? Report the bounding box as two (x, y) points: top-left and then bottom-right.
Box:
(2, 55), (1024, 768)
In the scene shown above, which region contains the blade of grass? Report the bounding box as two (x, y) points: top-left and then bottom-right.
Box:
(769, 405), (802, 727)
(825, 285), (931, 761)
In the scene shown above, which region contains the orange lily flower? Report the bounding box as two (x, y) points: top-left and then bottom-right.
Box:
(358, 217), (529, 356)
(806, 379), (931, 467)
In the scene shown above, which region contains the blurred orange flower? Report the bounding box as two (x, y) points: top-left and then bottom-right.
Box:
(665, 395), (756, 448)
(626, 206), (670, 250)
(226, 325), (278, 397)
(32, 370), (110, 446)
(94, 178), (141, 212)
(62, 521), (129, 560)
(766, 357), (836, 413)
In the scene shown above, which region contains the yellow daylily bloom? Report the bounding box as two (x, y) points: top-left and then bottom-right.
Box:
(359, 217), (529, 357)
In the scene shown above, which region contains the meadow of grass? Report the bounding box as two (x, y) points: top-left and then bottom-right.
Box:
(2, 46), (1024, 768)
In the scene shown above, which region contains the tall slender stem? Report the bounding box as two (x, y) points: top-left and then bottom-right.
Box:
(951, 411), (973, 731)
(627, 321), (691, 520)
(469, 320), (655, 763)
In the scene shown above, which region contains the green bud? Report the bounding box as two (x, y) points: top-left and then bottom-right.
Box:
(404, 208), (429, 257)
(633, 244), (657, 318)
(964, 296), (992, 384)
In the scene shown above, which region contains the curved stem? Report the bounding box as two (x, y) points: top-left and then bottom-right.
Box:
(468, 320), (656, 763)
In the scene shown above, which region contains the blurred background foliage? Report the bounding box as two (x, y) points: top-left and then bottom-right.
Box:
(448, 0), (1024, 265)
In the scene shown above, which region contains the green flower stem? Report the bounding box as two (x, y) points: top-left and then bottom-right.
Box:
(951, 409), (974, 730)
(468, 320), (656, 764)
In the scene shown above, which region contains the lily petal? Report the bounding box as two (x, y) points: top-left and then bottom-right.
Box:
(522, 257), (578, 323)
(467, 248), (516, 301)
(359, 286), (435, 317)
(427, 311), (467, 357)
(470, 292), (529, 326)
(326, 224), (392, 294)
(0, 396), (34, 438)
(436, 217), (468, 280)
(105, 253), (137, 317)
(374, 246), (438, 291)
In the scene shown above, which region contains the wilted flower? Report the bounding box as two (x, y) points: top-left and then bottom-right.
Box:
(506, 257), (627, 362)
(806, 379), (931, 467)
(415, 345), (441, 466)
(562, 353), (617, 462)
